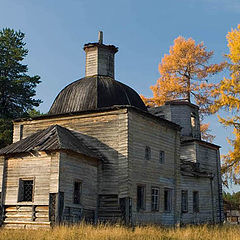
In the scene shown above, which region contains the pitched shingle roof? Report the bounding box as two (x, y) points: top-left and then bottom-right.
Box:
(0, 125), (101, 159)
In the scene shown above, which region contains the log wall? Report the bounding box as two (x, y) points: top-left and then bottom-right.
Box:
(180, 141), (223, 223)
(59, 152), (98, 222)
(196, 144), (223, 223)
(13, 109), (128, 196)
(4, 152), (59, 206)
(180, 176), (214, 224)
(128, 109), (181, 225)
(2, 152), (60, 225)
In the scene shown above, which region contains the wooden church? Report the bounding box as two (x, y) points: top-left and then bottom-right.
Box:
(0, 32), (223, 228)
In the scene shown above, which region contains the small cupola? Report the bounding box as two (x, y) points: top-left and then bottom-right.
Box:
(48, 32), (147, 115)
(83, 31), (118, 78)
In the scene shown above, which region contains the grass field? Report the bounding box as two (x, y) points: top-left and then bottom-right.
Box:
(0, 224), (239, 240)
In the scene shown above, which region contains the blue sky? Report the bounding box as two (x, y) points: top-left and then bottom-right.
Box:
(0, 0), (239, 191)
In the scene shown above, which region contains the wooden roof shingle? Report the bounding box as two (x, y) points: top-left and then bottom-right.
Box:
(48, 76), (147, 115)
(0, 125), (101, 159)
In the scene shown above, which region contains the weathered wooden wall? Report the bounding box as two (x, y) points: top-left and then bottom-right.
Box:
(128, 109), (181, 225)
(180, 141), (223, 223)
(170, 104), (200, 140)
(180, 176), (214, 224)
(196, 144), (223, 223)
(154, 104), (200, 140)
(13, 109), (128, 196)
(4, 152), (52, 205)
(59, 152), (98, 222)
(2, 152), (60, 226)
(85, 46), (98, 77)
(180, 142), (197, 162)
(0, 156), (4, 194)
(84, 46), (115, 78)
(9, 107), (222, 226)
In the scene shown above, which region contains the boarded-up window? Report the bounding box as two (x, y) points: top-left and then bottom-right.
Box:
(181, 190), (188, 213)
(137, 185), (145, 211)
(18, 179), (34, 202)
(164, 188), (172, 212)
(159, 150), (165, 164)
(73, 181), (82, 204)
(151, 187), (159, 211)
(145, 146), (151, 160)
(193, 191), (199, 212)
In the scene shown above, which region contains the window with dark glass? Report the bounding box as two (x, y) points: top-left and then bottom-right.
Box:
(18, 179), (33, 202)
(73, 181), (82, 204)
(193, 191), (199, 212)
(181, 190), (188, 213)
(159, 150), (165, 164)
(151, 187), (159, 211)
(145, 146), (151, 160)
(164, 188), (172, 212)
(137, 185), (145, 211)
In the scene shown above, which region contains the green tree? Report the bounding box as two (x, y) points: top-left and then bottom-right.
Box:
(223, 191), (240, 210)
(0, 28), (41, 148)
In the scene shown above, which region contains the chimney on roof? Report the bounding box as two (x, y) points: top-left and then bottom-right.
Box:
(83, 31), (118, 78)
(98, 31), (103, 44)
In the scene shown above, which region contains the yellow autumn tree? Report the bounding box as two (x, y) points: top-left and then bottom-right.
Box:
(141, 36), (225, 141)
(211, 25), (240, 184)
(142, 36), (225, 112)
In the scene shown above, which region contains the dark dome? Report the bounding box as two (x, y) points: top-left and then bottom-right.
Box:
(49, 76), (147, 115)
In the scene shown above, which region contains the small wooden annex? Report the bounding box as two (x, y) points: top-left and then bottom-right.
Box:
(0, 32), (223, 228)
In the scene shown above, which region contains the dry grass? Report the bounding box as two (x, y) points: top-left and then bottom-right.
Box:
(0, 224), (239, 240)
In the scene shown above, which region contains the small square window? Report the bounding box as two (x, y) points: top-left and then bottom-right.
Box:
(145, 146), (151, 160)
(137, 185), (145, 211)
(164, 188), (172, 212)
(18, 179), (34, 202)
(151, 187), (160, 211)
(159, 151), (165, 164)
(181, 190), (188, 213)
(193, 191), (199, 213)
(73, 181), (82, 204)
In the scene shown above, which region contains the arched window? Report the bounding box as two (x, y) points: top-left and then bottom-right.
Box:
(191, 112), (196, 129)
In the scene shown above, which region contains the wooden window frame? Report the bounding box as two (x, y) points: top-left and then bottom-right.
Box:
(159, 150), (165, 164)
(137, 185), (146, 211)
(181, 190), (188, 213)
(18, 177), (35, 203)
(145, 146), (151, 160)
(164, 188), (172, 212)
(193, 191), (199, 213)
(73, 180), (82, 205)
(151, 187), (160, 212)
